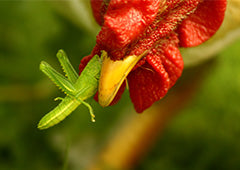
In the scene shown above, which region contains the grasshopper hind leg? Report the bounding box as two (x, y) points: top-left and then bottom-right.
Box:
(73, 96), (96, 122)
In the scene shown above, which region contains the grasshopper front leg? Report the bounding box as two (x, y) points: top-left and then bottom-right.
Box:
(56, 49), (78, 83)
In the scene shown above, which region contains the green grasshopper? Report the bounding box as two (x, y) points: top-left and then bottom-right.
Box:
(38, 50), (103, 130)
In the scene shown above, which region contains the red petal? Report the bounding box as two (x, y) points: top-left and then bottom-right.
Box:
(128, 62), (170, 113)
(129, 0), (200, 57)
(148, 32), (183, 87)
(151, 32), (183, 87)
(128, 33), (183, 113)
(177, 0), (227, 47)
(96, 0), (161, 59)
(161, 45), (183, 87)
(147, 44), (183, 88)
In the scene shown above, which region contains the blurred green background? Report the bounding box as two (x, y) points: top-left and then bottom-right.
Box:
(0, 1), (240, 170)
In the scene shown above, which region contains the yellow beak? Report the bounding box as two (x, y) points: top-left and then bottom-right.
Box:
(98, 51), (148, 107)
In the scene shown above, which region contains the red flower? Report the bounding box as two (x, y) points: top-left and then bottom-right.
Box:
(79, 0), (227, 113)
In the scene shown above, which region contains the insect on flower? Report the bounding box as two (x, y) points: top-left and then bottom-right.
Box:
(79, 0), (227, 113)
(38, 50), (103, 130)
